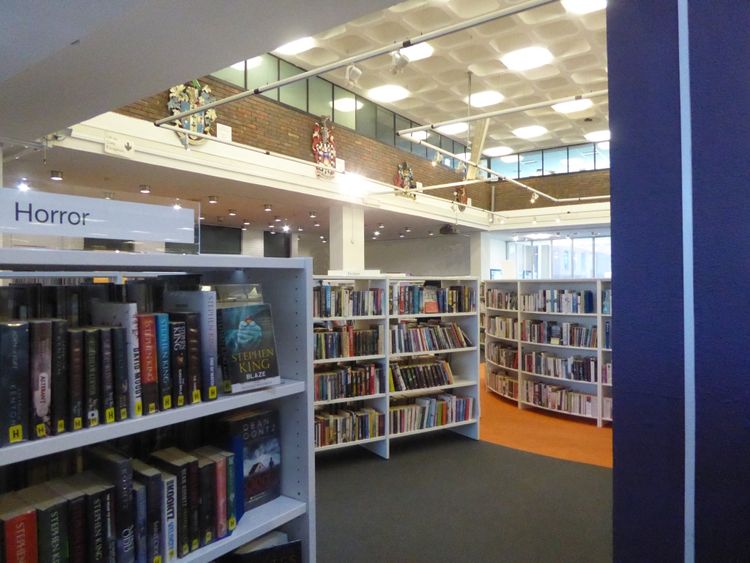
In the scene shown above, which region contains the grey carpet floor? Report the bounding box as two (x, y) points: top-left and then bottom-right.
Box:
(315, 432), (612, 563)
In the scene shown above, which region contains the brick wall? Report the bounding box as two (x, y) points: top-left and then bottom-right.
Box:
(117, 76), (610, 211)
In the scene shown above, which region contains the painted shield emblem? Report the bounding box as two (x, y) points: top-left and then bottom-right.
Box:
(167, 81), (217, 145)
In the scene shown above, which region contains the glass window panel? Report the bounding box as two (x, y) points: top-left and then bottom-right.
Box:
(356, 97), (376, 138)
(533, 241), (552, 278)
(519, 150), (543, 178)
(308, 77), (332, 119)
(595, 141), (611, 169)
(567, 143), (596, 172)
(491, 155), (519, 179)
(425, 146), (437, 163)
(333, 86), (356, 129)
(211, 64), (245, 89)
(279, 61), (306, 111)
(247, 54), (278, 101)
(594, 236), (612, 278)
(552, 238), (573, 278)
(518, 242), (534, 279)
(395, 116), (411, 152)
(477, 158), (489, 179)
(543, 147), (568, 175)
(440, 136), (454, 168)
(376, 106), (395, 145)
(411, 122), (428, 158)
(572, 237), (594, 279)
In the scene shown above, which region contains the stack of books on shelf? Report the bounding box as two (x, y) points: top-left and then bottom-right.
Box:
(486, 342), (518, 369)
(389, 394), (474, 434)
(314, 406), (385, 448)
(389, 358), (455, 391)
(523, 351), (598, 383)
(487, 316), (518, 339)
(487, 371), (519, 399)
(602, 361), (613, 385)
(313, 323), (383, 360)
(520, 289), (595, 313)
(602, 397), (613, 420)
(522, 380), (598, 417)
(313, 284), (384, 318)
(390, 283), (476, 315)
(485, 289), (517, 310)
(390, 321), (472, 354)
(313, 363), (384, 401)
(602, 288), (613, 314)
(520, 320), (597, 348)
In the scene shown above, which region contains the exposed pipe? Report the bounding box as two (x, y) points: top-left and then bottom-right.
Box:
(398, 89), (609, 136)
(154, 0), (557, 126)
(420, 179), (487, 192)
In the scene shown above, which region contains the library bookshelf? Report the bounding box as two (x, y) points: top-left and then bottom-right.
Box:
(484, 278), (613, 427)
(312, 275), (480, 459)
(0, 249), (316, 563)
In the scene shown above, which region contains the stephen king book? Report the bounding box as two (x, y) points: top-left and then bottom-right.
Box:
(0, 321), (29, 445)
(30, 319), (53, 438)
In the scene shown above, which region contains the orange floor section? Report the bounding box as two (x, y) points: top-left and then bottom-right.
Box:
(479, 366), (613, 468)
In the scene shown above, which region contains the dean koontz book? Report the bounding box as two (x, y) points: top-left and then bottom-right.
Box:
(217, 304), (280, 393)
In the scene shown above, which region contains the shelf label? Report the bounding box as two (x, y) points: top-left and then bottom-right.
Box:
(8, 424), (23, 443)
(0, 190), (194, 243)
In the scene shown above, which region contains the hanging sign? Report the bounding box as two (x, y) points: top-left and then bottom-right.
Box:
(0, 190), (195, 243)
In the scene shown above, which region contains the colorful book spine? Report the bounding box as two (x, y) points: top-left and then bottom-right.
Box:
(137, 314), (159, 415)
(161, 472), (178, 562)
(169, 313), (201, 405)
(154, 313), (172, 411)
(30, 320), (53, 439)
(196, 457), (216, 546)
(68, 329), (85, 431)
(50, 319), (69, 435)
(112, 326), (130, 422)
(169, 321), (188, 408)
(0, 321), (29, 445)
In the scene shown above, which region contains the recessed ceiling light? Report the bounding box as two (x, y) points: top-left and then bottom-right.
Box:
(404, 227), (411, 233)
(282, 225), (290, 233)
(428, 231), (434, 236)
(512, 125), (548, 139)
(464, 90), (504, 108)
(228, 209), (237, 216)
(264, 203), (272, 212)
(50, 170), (63, 181)
(270, 230), (276, 235)
(367, 85), (409, 103)
(208, 195), (218, 204)
(585, 129), (611, 142)
(268, 223), (274, 229)
(274, 216), (282, 222)
(501, 46), (554, 71)
(374, 230), (381, 236)
(377, 223), (385, 229)
(399, 233), (405, 238)
(330, 98), (364, 112)
(320, 235), (325, 240)
(243, 219), (250, 225)
(403, 131), (429, 141)
(309, 211), (317, 219)
(297, 226), (304, 232)
(561, 0), (607, 15)
(372, 236), (377, 240)
(322, 239), (327, 244)
(400, 42), (434, 62)
(552, 98), (594, 114)
(483, 146), (514, 157)
(313, 221), (321, 227)
(435, 122), (468, 135)
(139, 184), (151, 194)
(275, 36), (315, 56)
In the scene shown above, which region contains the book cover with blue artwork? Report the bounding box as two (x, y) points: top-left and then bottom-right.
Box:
(217, 304), (280, 392)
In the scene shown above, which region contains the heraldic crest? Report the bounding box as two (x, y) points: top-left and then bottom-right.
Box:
(168, 80), (217, 145)
(394, 161), (417, 199)
(312, 117), (336, 177)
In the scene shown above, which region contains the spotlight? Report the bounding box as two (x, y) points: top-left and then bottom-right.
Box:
(313, 221), (321, 227)
(309, 211), (317, 219)
(139, 184), (151, 194)
(282, 225), (290, 233)
(268, 223), (274, 229)
(228, 209), (237, 216)
(374, 231), (381, 236)
(208, 195), (218, 204)
(399, 233), (405, 238)
(243, 219), (250, 225)
(17, 180), (30, 192)
(173, 199), (182, 210)
(378, 223), (385, 229)
(297, 226), (304, 232)
(404, 227), (411, 233)
(428, 231), (434, 236)
(264, 204), (272, 212)
(345, 64), (362, 87)
(50, 170), (63, 181)
(390, 50), (409, 75)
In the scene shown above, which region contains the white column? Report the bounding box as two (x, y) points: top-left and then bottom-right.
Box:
(241, 229), (263, 256)
(290, 233), (300, 257)
(329, 203), (365, 273)
(469, 231), (490, 280)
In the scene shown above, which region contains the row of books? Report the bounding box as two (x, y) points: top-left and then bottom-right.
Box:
(486, 343), (518, 369)
(602, 289), (612, 315)
(389, 358), (455, 392)
(313, 363), (384, 402)
(521, 381), (598, 417)
(523, 352), (599, 383)
(389, 394), (474, 434)
(604, 320), (612, 349)
(389, 322), (472, 354)
(602, 397), (613, 420)
(519, 289), (595, 314)
(602, 362), (613, 385)
(313, 325), (383, 360)
(390, 284), (476, 315)
(488, 371), (519, 399)
(314, 406), (384, 448)
(312, 285), (384, 318)
(486, 316), (517, 340)
(520, 320), (598, 348)
(485, 289), (517, 310)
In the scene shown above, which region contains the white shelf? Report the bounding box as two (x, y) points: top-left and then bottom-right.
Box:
(486, 386), (518, 402)
(0, 380), (305, 467)
(520, 370), (597, 386)
(485, 332), (518, 344)
(390, 311), (476, 319)
(519, 310), (597, 317)
(314, 393), (386, 406)
(389, 418), (478, 439)
(313, 354), (385, 365)
(315, 436), (386, 452)
(485, 307), (518, 313)
(519, 399), (598, 421)
(180, 496), (307, 563)
(389, 378), (476, 398)
(520, 340), (598, 351)
(313, 315), (386, 322)
(389, 346), (477, 359)
(485, 358), (516, 371)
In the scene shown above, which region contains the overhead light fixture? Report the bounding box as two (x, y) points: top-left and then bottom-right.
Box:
(377, 223), (385, 229)
(436, 122), (468, 136)
(561, 0), (607, 15)
(139, 184), (151, 194)
(367, 85), (409, 103)
(243, 219), (250, 225)
(464, 90), (505, 108)
(390, 51), (409, 75)
(268, 222), (274, 229)
(50, 170), (63, 181)
(403, 130), (429, 142)
(404, 227), (411, 233)
(501, 46), (554, 71)
(199, 215), (205, 221)
(322, 239), (327, 244)
(585, 129), (611, 142)
(373, 230), (381, 236)
(242, 227), (248, 231)
(275, 36), (315, 56)
(401, 42), (434, 62)
(282, 224), (290, 233)
(264, 203), (272, 212)
(372, 236), (377, 240)
(17, 180), (30, 192)
(345, 64), (363, 87)
(274, 216), (282, 222)
(399, 233), (405, 238)
(320, 235), (325, 240)
(297, 226), (304, 232)
(208, 195), (218, 204)
(428, 231), (434, 236)
(309, 211), (317, 219)
(331, 98), (363, 113)
(228, 209), (237, 216)
(483, 146), (513, 157)
(173, 199), (182, 210)
(270, 230), (277, 235)
(313, 221), (321, 227)
(513, 125), (548, 139)
(552, 98), (594, 114)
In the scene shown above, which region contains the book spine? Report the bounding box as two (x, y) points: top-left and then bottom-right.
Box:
(168, 322), (187, 408)
(83, 328), (101, 428)
(3, 510), (37, 563)
(198, 463), (215, 546)
(161, 474), (177, 562)
(160, 465), (189, 558)
(87, 489), (107, 562)
(215, 311), (230, 394)
(142, 476), (162, 563)
(30, 320), (53, 438)
(99, 327), (116, 425)
(36, 502), (68, 563)
(112, 327), (130, 422)
(201, 292), (219, 401)
(214, 456), (227, 539)
(0, 322), (29, 446)
(128, 310), (144, 418)
(187, 461), (200, 552)
(68, 330), (85, 432)
(154, 314), (172, 411)
(137, 315), (159, 415)
(51, 319), (69, 435)
(133, 484), (147, 563)
(101, 486), (116, 563)
(184, 316), (202, 405)
(68, 495), (87, 563)
(224, 452), (236, 532)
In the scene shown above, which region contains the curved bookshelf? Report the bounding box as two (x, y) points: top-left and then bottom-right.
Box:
(520, 370), (597, 386)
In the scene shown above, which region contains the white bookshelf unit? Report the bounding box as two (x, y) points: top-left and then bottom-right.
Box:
(484, 278), (613, 427)
(0, 249), (316, 563)
(312, 275), (480, 459)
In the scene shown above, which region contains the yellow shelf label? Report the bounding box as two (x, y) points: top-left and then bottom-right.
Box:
(177, 395), (185, 407)
(205, 531), (212, 544)
(163, 395), (172, 410)
(120, 407), (128, 420)
(148, 403), (157, 414)
(153, 557), (162, 563)
(135, 401), (143, 416)
(35, 423), (46, 438)
(105, 408), (116, 424)
(191, 539), (199, 550)
(89, 418), (99, 428)
(228, 516), (237, 531)
(57, 419), (66, 434)
(191, 390), (201, 404)
(208, 386), (217, 400)
(8, 424), (23, 443)
(73, 417), (83, 431)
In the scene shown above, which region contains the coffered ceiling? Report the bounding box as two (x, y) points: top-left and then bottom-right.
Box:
(278, 0), (608, 154)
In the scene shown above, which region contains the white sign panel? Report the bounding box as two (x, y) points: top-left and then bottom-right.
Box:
(0, 190), (195, 243)
(104, 135), (135, 158)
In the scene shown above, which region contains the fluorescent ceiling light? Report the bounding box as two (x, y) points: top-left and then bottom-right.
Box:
(585, 129), (611, 142)
(330, 98), (363, 112)
(400, 42), (434, 62)
(552, 98), (593, 114)
(501, 46), (554, 71)
(368, 85), (409, 103)
(275, 36), (315, 56)
(435, 122), (468, 135)
(483, 146), (513, 157)
(562, 0), (607, 15)
(464, 90), (504, 108)
(512, 125), (548, 139)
